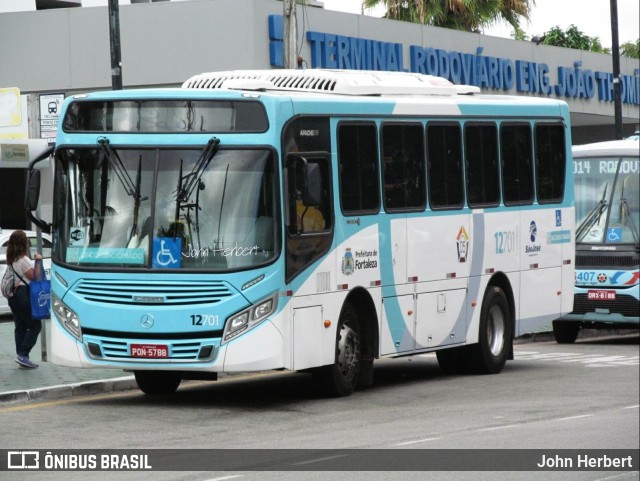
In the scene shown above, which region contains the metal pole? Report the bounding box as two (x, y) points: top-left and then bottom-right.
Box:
(609, 0), (623, 139)
(108, 0), (123, 90)
(283, 0), (297, 69)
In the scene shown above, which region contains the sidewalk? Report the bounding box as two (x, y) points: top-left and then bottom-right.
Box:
(1, 314), (633, 407)
(0, 316), (137, 405)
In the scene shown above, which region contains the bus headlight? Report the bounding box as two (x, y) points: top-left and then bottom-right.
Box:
(222, 294), (277, 344)
(51, 293), (82, 341)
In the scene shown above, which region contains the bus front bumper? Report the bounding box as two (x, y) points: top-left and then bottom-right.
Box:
(559, 311), (639, 326)
(50, 316), (285, 373)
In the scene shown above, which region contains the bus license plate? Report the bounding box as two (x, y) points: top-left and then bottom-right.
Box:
(131, 344), (169, 358)
(587, 290), (615, 301)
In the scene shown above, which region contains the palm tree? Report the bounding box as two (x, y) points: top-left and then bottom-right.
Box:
(362, 0), (534, 33)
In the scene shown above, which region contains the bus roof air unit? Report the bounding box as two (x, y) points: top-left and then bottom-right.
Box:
(182, 69), (480, 96)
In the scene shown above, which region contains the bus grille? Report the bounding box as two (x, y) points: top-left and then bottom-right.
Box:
(100, 339), (201, 360)
(73, 280), (234, 306)
(84, 336), (216, 362)
(576, 255), (638, 268)
(573, 294), (640, 317)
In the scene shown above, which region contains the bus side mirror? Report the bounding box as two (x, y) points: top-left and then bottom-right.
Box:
(286, 153), (325, 209)
(26, 169), (41, 211)
(25, 145), (54, 234)
(305, 162), (322, 208)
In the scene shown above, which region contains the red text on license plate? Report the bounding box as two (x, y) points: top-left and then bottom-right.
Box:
(131, 344), (169, 358)
(587, 290), (615, 301)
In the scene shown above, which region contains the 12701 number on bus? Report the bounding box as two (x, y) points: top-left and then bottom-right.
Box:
(190, 314), (220, 327)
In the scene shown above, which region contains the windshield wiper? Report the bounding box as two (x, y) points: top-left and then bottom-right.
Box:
(173, 137), (220, 241)
(98, 138), (148, 241)
(215, 164), (231, 250)
(98, 137), (137, 196)
(619, 177), (639, 243)
(619, 198), (639, 243)
(176, 137), (220, 205)
(576, 183), (608, 242)
(130, 156), (148, 241)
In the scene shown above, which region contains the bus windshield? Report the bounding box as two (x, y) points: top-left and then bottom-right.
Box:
(574, 156), (639, 244)
(53, 146), (278, 270)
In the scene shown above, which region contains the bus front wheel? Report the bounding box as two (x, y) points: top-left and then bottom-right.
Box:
(313, 302), (361, 397)
(468, 286), (511, 374)
(134, 371), (182, 395)
(552, 320), (580, 344)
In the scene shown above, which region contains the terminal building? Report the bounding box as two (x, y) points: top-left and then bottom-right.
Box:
(1, 0), (639, 228)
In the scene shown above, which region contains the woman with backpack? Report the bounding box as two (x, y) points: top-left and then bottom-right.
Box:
(4, 230), (42, 369)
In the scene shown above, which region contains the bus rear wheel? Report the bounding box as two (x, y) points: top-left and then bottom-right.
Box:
(468, 286), (511, 374)
(313, 302), (361, 397)
(134, 371), (182, 395)
(552, 320), (580, 344)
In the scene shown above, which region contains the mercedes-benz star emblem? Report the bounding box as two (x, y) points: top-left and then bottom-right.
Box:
(140, 314), (155, 329)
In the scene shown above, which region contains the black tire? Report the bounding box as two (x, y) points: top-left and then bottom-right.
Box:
(552, 320), (580, 344)
(436, 345), (471, 374)
(468, 286), (512, 374)
(313, 302), (361, 397)
(134, 371), (182, 395)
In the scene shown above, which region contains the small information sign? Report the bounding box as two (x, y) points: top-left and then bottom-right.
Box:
(39, 93), (65, 139)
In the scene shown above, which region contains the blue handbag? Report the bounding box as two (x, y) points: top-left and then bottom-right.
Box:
(29, 258), (51, 320)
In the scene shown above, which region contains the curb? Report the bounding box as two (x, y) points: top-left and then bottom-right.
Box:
(0, 376), (137, 407)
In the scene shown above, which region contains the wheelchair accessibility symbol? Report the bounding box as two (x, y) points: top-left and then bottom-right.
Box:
(607, 227), (622, 243)
(152, 238), (181, 268)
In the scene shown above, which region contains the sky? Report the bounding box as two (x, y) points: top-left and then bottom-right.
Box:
(320, 0), (640, 46)
(1, 0), (637, 45)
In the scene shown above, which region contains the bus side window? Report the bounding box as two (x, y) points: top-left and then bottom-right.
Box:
(427, 123), (464, 209)
(500, 123), (534, 205)
(284, 154), (333, 282)
(338, 123), (380, 214)
(381, 122), (426, 211)
(464, 123), (500, 208)
(295, 161), (326, 233)
(535, 123), (566, 203)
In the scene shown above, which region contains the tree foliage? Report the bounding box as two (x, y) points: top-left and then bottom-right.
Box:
(540, 25), (610, 53)
(541, 25), (639, 58)
(361, 1), (639, 59)
(362, 0), (534, 33)
(620, 39), (640, 59)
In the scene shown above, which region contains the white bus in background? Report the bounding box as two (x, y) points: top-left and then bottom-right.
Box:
(1, 138), (54, 316)
(0, 138), (54, 225)
(553, 139), (639, 343)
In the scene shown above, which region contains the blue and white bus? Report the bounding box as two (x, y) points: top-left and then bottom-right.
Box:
(27, 70), (575, 396)
(553, 139), (639, 343)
